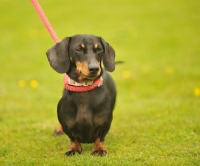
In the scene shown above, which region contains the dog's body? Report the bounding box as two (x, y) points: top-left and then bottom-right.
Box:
(46, 34), (116, 156)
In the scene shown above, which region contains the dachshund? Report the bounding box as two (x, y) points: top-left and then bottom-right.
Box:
(46, 34), (116, 156)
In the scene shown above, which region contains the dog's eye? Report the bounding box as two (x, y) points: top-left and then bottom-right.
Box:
(75, 47), (83, 53)
(96, 47), (103, 52)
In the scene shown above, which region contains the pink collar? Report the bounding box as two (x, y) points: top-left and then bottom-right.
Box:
(64, 74), (103, 92)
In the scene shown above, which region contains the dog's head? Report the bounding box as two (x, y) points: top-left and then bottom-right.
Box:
(46, 34), (115, 83)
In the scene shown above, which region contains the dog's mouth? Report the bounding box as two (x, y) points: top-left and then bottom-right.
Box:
(75, 61), (101, 81)
(80, 72), (99, 80)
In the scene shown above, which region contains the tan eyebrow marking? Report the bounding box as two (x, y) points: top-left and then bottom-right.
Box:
(94, 44), (98, 48)
(81, 43), (85, 48)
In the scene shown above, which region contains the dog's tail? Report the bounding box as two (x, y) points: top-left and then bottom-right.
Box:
(115, 61), (124, 64)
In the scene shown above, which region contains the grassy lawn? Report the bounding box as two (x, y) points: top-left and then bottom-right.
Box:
(0, 0), (199, 165)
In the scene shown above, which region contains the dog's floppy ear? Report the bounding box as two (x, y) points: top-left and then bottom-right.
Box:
(100, 38), (115, 72)
(46, 37), (71, 73)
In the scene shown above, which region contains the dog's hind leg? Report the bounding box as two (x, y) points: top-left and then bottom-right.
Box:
(53, 124), (64, 136)
(91, 137), (107, 156)
(65, 140), (82, 156)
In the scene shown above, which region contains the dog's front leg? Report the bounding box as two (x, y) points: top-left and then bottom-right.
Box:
(65, 140), (82, 156)
(91, 137), (107, 156)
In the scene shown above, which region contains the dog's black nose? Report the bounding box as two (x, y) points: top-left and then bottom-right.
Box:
(88, 64), (99, 74)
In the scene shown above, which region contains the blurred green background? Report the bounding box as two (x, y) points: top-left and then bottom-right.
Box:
(0, 0), (199, 165)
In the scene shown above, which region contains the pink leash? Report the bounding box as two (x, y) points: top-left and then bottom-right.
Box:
(31, 0), (60, 43)
(31, 0), (103, 92)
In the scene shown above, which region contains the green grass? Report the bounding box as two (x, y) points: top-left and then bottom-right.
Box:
(0, 0), (200, 165)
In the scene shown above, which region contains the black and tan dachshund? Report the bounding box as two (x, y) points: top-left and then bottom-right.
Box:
(46, 34), (116, 156)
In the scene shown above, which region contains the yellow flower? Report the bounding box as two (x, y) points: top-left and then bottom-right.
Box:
(194, 88), (200, 96)
(18, 80), (25, 87)
(122, 70), (131, 79)
(165, 66), (173, 75)
(30, 80), (38, 88)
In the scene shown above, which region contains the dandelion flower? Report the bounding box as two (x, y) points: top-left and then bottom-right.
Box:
(194, 88), (200, 96)
(30, 80), (38, 88)
(18, 80), (25, 87)
(122, 70), (131, 79)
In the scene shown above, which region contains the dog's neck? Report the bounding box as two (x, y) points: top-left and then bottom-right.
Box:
(64, 74), (103, 92)
(67, 76), (95, 86)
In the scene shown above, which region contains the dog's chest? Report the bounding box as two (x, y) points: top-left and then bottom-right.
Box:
(63, 87), (109, 122)
(62, 88), (111, 143)
(68, 87), (106, 106)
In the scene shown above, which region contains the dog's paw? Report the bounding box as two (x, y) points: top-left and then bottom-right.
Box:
(52, 129), (64, 136)
(53, 125), (64, 136)
(91, 150), (107, 156)
(65, 150), (81, 156)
